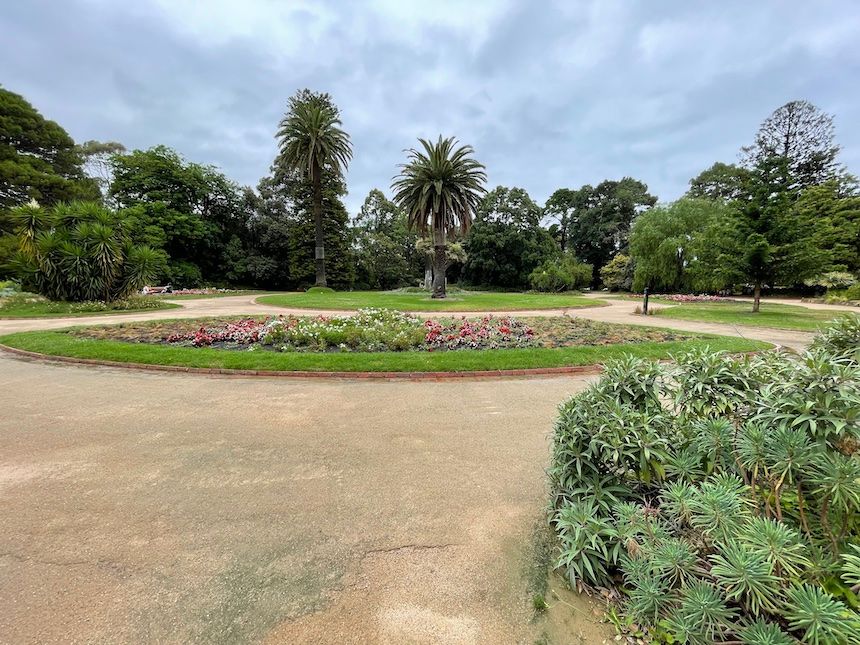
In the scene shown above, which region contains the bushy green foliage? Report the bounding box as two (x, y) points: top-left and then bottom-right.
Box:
(529, 255), (592, 292)
(549, 317), (860, 643)
(599, 253), (633, 291)
(811, 314), (860, 363)
(462, 186), (556, 289)
(8, 201), (164, 302)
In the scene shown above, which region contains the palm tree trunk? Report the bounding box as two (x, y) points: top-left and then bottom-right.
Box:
(431, 222), (446, 298)
(752, 281), (761, 313)
(312, 162), (326, 287)
(424, 254), (433, 290)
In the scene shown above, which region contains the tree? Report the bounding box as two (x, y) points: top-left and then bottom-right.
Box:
(462, 186), (557, 289)
(275, 90), (352, 287)
(629, 198), (733, 292)
(77, 140), (126, 202)
(352, 189), (418, 289)
(280, 168), (355, 289)
(741, 100), (843, 190)
(110, 145), (248, 285)
(687, 162), (750, 202)
(392, 136), (486, 298)
(698, 156), (828, 311)
(565, 178), (657, 285)
(529, 255), (592, 292)
(543, 188), (581, 252)
(599, 253), (633, 291)
(0, 87), (98, 211)
(795, 180), (860, 275)
(7, 201), (164, 301)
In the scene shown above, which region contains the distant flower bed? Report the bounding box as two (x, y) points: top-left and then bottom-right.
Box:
(74, 309), (693, 353)
(142, 287), (242, 296)
(630, 293), (733, 303)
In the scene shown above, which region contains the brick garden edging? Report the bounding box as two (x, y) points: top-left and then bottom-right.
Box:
(0, 343), (603, 380)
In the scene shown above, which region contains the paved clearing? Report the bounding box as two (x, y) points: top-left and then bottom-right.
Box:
(0, 294), (843, 643)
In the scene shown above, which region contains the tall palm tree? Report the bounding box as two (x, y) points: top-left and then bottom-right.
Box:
(276, 90), (352, 287)
(392, 136), (486, 298)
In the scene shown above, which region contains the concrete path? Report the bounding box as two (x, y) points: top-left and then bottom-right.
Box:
(0, 357), (610, 644)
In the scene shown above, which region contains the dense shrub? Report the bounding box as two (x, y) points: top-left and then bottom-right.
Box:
(8, 201), (164, 302)
(549, 316), (860, 643)
(530, 256), (592, 292)
(811, 314), (860, 363)
(600, 253), (633, 291)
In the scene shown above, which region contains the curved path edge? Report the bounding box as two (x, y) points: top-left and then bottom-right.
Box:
(0, 342), (603, 380)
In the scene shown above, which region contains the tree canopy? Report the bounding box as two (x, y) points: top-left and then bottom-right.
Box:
(462, 186), (557, 289)
(0, 87), (98, 211)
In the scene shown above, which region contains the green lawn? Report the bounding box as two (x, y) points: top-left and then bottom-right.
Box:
(0, 330), (770, 373)
(0, 297), (180, 319)
(654, 301), (845, 331)
(257, 290), (603, 312)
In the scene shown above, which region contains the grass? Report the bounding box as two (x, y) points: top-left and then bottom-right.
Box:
(0, 330), (770, 373)
(654, 301), (845, 331)
(0, 296), (180, 318)
(257, 290), (603, 312)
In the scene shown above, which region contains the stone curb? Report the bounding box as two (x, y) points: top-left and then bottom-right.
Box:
(0, 343), (603, 381)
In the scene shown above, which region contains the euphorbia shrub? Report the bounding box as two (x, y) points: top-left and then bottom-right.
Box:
(549, 315), (860, 643)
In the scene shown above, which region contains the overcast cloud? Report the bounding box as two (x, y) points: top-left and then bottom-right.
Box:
(3, 0), (859, 213)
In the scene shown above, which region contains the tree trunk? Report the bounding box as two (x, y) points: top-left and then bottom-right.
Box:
(752, 282), (761, 313)
(424, 254), (433, 290)
(312, 162), (326, 287)
(431, 223), (447, 298)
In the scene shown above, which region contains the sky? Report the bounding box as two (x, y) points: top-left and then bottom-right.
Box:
(3, 0), (860, 214)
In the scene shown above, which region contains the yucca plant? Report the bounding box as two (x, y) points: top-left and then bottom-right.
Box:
(735, 422), (769, 508)
(763, 427), (815, 528)
(812, 452), (860, 551)
(9, 201), (163, 302)
(597, 355), (665, 411)
(671, 348), (751, 419)
(783, 583), (860, 644)
(548, 337), (860, 638)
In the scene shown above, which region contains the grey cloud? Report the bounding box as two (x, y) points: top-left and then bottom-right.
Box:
(2, 0), (858, 214)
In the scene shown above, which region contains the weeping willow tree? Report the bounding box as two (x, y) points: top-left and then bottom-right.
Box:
(392, 136), (486, 298)
(9, 201), (164, 301)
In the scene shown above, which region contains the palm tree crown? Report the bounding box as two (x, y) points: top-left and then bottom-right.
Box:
(391, 136), (486, 297)
(391, 136), (486, 237)
(276, 90), (352, 178)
